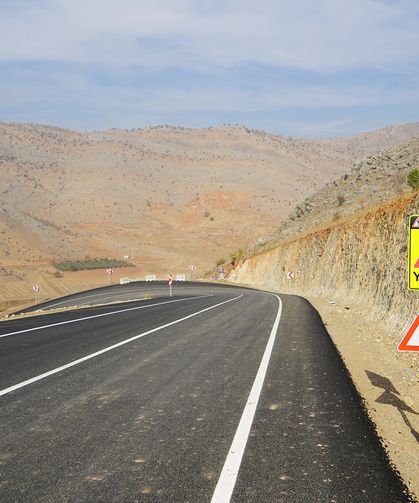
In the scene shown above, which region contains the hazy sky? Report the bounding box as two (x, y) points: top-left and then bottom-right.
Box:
(0, 0), (418, 137)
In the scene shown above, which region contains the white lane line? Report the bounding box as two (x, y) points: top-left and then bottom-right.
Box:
(0, 294), (243, 398)
(45, 291), (131, 308)
(0, 295), (212, 339)
(40, 285), (193, 308)
(46, 294), (148, 309)
(211, 294), (283, 503)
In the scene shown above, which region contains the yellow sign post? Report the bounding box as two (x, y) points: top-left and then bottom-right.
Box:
(408, 215), (419, 290)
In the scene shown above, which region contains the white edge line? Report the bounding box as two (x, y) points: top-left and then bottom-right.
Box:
(210, 294), (283, 503)
(0, 295), (213, 339)
(0, 294), (243, 398)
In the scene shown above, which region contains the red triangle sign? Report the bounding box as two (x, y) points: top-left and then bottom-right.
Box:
(398, 315), (419, 352)
(414, 257), (419, 269)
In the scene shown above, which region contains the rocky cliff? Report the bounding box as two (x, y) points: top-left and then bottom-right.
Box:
(233, 192), (418, 341)
(230, 137), (419, 353)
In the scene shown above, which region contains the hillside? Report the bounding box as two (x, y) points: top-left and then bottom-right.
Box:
(229, 135), (419, 337)
(1, 121), (419, 277)
(252, 135), (419, 249)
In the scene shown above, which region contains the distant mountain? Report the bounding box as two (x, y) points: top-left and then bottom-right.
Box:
(1, 121), (418, 273)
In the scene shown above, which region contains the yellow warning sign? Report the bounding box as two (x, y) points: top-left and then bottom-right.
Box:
(408, 215), (419, 290)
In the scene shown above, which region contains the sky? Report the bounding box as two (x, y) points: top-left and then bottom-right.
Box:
(0, 0), (418, 137)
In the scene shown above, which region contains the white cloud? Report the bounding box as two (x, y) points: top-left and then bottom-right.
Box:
(0, 0), (418, 72)
(1, 0), (418, 135)
(2, 61), (419, 116)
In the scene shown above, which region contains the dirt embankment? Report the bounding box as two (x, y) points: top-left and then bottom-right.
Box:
(0, 267), (146, 316)
(229, 191), (419, 498)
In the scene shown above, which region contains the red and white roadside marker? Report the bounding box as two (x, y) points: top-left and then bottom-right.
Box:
(32, 284), (40, 302)
(398, 314), (419, 352)
(287, 271), (294, 280)
(189, 264), (197, 280)
(168, 274), (173, 297)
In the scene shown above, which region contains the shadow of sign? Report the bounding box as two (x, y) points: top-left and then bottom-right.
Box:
(366, 370), (419, 444)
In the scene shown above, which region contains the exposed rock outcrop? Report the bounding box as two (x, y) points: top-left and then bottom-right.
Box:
(230, 137), (419, 354)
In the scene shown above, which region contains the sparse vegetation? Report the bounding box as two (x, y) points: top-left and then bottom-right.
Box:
(216, 257), (225, 267)
(53, 258), (135, 271)
(229, 248), (245, 265)
(407, 168), (419, 190)
(337, 195), (345, 206)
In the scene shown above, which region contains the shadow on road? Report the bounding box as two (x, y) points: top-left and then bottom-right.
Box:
(366, 370), (419, 444)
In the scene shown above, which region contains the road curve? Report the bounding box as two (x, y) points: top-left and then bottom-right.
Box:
(0, 283), (412, 502)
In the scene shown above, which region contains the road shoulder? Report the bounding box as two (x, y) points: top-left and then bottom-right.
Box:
(307, 294), (419, 501)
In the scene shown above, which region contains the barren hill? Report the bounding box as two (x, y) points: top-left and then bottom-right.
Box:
(1, 121), (419, 275)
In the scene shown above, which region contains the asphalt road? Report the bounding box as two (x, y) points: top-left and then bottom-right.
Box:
(0, 283), (412, 502)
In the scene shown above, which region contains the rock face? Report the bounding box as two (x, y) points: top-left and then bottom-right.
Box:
(234, 193), (417, 334)
(230, 138), (419, 352)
